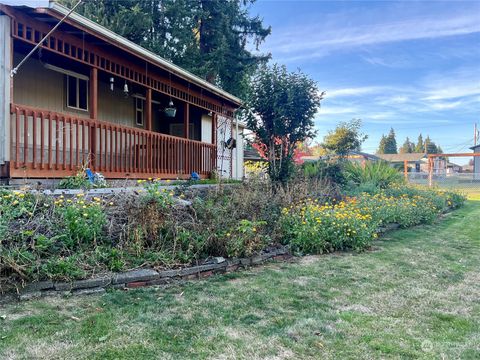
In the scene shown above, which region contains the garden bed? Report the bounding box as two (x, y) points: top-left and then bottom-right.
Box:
(0, 175), (466, 296)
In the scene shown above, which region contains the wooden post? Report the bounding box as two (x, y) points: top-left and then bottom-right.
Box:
(428, 157), (433, 187)
(183, 102), (189, 139)
(404, 160), (408, 182)
(211, 113), (216, 145)
(211, 113), (217, 175)
(145, 88), (152, 131)
(184, 103), (189, 173)
(89, 67), (98, 170)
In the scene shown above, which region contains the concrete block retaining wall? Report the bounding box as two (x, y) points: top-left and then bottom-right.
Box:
(18, 247), (290, 300)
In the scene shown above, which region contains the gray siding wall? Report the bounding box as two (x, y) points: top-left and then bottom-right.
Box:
(0, 16), (11, 164)
(13, 53), (136, 127)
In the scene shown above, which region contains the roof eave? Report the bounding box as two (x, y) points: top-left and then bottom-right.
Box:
(44, 2), (242, 107)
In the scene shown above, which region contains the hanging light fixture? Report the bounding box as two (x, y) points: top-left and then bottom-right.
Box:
(123, 81), (129, 97)
(109, 77), (115, 91)
(164, 73), (176, 117)
(165, 100), (176, 117)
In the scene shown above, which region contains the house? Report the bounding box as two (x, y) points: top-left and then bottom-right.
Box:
(0, 2), (245, 183)
(376, 153), (427, 172)
(301, 150), (380, 164)
(376, 152), (450, 175)
(446, 162), (462, 174)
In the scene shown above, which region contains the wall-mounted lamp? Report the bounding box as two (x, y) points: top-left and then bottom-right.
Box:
(208, 111), (213, 116)
(123, 81), (129, 97)
(109, 77), (115, 91)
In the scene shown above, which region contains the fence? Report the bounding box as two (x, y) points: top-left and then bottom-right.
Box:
(406, 153), (480, 196)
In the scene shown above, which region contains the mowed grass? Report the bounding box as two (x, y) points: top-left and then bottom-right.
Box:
(1, 203), (479, 359)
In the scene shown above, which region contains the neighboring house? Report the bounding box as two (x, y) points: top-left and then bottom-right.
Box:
(301, 150), (380, 164)
(446, 162), (462, 174)
(376, 153), (427, 172)
(377, 153), (447, 174)
(471, 144), (480, 179)
(0, 2), (244, 182)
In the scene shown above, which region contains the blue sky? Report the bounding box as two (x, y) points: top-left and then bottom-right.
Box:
(249, 0), (480, 156)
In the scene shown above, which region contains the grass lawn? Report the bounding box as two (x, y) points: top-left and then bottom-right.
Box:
(1, 202), (479, 359)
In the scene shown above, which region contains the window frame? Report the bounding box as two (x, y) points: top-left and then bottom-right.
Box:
(66, 74), (89, 112)
(135, 97), (144, 127)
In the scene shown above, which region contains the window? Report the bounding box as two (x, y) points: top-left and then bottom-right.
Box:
(66, 75), (88, 111)
(135, 97), (144, 126)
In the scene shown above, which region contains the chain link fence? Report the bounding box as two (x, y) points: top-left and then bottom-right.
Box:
(407, 171), (480, 197)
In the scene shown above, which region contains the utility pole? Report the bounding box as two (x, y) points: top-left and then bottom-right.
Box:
(475, 123), (478, 146)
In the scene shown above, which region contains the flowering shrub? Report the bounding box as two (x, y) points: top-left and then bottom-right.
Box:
(53, 194), (107, 248)
(280, 186), (466, 254)
(280, 199), (378, 254)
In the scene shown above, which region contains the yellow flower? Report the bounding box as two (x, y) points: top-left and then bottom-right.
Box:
(83, 213), (88, 217)
(76, 193), (85, 197)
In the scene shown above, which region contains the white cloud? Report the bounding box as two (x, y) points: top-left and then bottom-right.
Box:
(326, 86), (386, 98)
(266, 11), (480, 61)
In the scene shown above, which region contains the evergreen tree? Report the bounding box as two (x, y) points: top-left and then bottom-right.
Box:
(383, 128), (398, 154)
(377, 134), (387, 154)
(399, 137), (414, 153)
(60, 0), (271, 98)
(425, 136), (440, 154)
(415, 134), (424, 153)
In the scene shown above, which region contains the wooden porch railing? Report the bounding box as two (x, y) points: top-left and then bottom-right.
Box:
(9, 104), (217, 179)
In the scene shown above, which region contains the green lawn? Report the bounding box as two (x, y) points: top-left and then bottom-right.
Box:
(1, 202), (479, 359)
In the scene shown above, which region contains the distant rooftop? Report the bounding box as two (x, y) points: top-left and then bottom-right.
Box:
(376, 153), (427, 162)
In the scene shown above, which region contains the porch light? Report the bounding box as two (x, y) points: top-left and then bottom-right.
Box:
(109, 77), (114, 91)
(123, 81), (129, 97)
(165, 100), (177, 117)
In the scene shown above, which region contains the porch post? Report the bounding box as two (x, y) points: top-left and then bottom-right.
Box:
(404, 160), (408, 182)
(89, 67), (98, 169)
(0, 15), (11, 168)
(211, 113), (217, 175)
(183, 103), (189, 139)
(184, 103), (189, 174)
(145, 88), (152, 131)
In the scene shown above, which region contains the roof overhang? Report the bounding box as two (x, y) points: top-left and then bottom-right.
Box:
(13, 1), (242, 107)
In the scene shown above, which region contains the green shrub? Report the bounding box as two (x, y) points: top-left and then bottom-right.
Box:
(53, 195), (106, 248)
(302, 159), (347, 186)
(57, 172), (92, 189)
(344, 161), (403, 189)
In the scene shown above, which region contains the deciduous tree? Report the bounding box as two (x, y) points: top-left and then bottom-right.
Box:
(245, 64), (323, 184)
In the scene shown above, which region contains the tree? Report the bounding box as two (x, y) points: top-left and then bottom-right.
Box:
(322, 119), (367, 157)
(415, 134), (424, 153)
(60, 0), (271, 98)
(425, 136), (441, 154)
(377, 128), (397, 154)
(245, 64), (323, 184)
(399, 137), (414, 153)
(377, 135), (387, 154)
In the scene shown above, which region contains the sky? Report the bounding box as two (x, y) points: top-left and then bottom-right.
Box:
(249, 0), (480, 157)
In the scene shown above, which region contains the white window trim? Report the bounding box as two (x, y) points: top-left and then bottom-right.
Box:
(66, 75), (89, 112)
(131, 93), (161, 105)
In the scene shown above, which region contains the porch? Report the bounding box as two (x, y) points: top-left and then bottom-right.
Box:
(9, 103), (216, 179)
(0, 4), (242, 180)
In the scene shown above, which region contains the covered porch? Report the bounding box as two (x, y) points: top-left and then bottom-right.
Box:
(1, 3), (240, 179)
